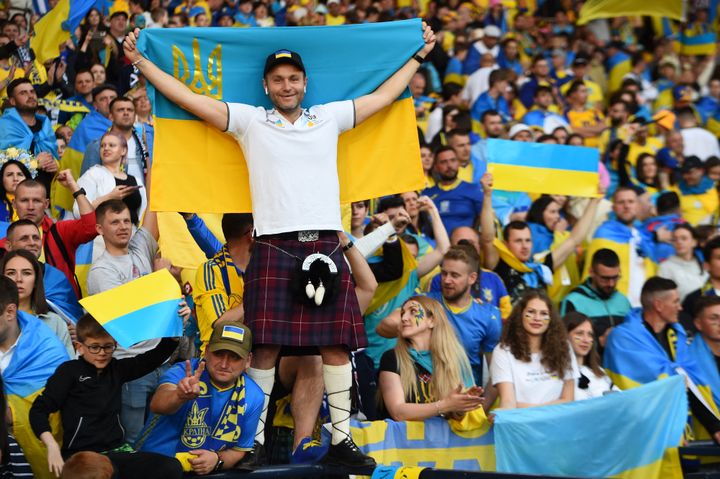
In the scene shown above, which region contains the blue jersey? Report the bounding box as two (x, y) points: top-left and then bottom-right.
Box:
(423, 180), (484, 236)
(138, 359), (264, 457)
(426, 291), (502, 384)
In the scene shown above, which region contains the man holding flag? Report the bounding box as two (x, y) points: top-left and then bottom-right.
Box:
(123, 22), (435, 467)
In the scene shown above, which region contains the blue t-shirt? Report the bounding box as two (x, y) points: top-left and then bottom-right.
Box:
(426, 291), (502, 384)
(138, 359), (264, 457)
(428, 269), (508, 311)
(423, 180), (484, 236)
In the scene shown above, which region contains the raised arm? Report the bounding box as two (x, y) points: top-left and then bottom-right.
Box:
(353, 23), (436, 125)
(416, 197), (450, 277)
(551, 196), (601, 267)
(480, 173), (499, 269)
(124, 29), (228, 132)
(338, 231), (378, 313)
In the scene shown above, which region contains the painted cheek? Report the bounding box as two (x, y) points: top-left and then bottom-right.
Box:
(414, 308), (425, 326)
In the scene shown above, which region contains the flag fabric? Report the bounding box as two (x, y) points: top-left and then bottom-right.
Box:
(577, 0), (685, 25)
(486, 139), (599, 197)
(79, 269), (183, 348)
(33, 0), (51, 15)
(137, 20), (426, 213)
(493, 376), (686, 479)
(582, 220), (658, 298)
(30, 0), (97, 63)
(5, 311), (69, 479)
(50, 109), (111, 215)
(680, 25), (717, 57)
(606, 50), (632, 95)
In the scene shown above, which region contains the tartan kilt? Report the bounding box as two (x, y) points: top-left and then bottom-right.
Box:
(243, 231), (366, 350)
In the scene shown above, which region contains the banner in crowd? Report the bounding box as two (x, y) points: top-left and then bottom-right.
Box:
(493, 376), (686, 478)
(137, 20), (426, 213)
(80, 269), (183, 348)
(353, 377), (685, 478)
(30, 0), (97, 63)
(577, 0), (685, 25)
(486, 139), (600, 197)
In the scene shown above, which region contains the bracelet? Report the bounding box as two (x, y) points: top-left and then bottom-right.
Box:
(412, 54), (425, 64)
(435, 401), (444, 417)
(342, 241), (354, 252)
(72, 188), (86, 199)
(132, 58), (145, 67)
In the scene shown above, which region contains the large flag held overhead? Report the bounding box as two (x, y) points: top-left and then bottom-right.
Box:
(486, 139), (599, 197)
(577, 0), (685, 25)
(138, 20), (425, 213)
(30, 0), (97, 63)
(80, 269), (183, 348)
(493, 376), (686, 479)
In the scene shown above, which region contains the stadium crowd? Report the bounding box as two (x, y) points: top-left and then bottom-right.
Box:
(0, 0), (713, 477)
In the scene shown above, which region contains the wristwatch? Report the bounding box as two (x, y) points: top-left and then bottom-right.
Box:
(214, 455), (224, 472)
(72, 188), (86, 199)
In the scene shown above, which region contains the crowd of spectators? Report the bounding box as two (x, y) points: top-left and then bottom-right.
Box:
(0, 0), (714, 477)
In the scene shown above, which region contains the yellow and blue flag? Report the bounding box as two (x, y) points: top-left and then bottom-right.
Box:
(50, 110), (111, 215)
(607, 50), (632, 95)
(137, 20), (425, 213)
(30, 0), (97, 63)
(494, 376), (686, 479)
(5, 311), (69, 479)
(681, 24), (717, 57)
(582, 220), (657, 299)
(79, 269), (183, 348)
(577, 0), (684, 25)
(486, 139), (599, 197)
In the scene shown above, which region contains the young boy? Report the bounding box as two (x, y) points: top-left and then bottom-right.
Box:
(29, 314), (184, 479)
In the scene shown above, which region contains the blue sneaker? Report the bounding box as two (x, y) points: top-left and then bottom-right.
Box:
(290, 437), (328, 465)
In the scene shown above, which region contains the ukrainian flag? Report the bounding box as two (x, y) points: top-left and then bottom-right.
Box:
(30, 0), (97, 63)
(486, 139), (599, 197)
(681, 25), (717, 57)
(582, 220), (657, 299)
(494, 375), (686, 479)
(137, 20), (425, 213)
(577, 0), (684, 25)
(607, 50), (632, 95)
(79, 269), (183, 348)
(5, 311), (69, 479)
(50, 110), (111, 215)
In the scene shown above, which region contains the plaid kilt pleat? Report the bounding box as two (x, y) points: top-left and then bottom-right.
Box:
(243, 233), (366, 349)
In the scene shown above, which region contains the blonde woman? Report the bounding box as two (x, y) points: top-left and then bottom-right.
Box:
(378, 295), (482, 421)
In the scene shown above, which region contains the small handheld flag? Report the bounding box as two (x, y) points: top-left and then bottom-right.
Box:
(80, 269), (183, 348)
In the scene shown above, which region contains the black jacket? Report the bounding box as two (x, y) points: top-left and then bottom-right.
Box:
(29, 338), (177, 455)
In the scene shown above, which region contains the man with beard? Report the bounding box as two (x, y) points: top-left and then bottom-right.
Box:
(427, 244), (501, 385)
(583, 187), (656, 308)
(0, 78), (60, 192)
(599, 98), (631, 152)
(561, 249), (631, 347)
(423, 146), (484, 235)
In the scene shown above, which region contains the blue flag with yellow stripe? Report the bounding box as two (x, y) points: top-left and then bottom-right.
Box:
(494, 376), (686, 479)
(137, 20), (425, 213)
(5, 311), (69, 479)
(30, 0), (97, 63)
(80, 269), (183, 348)
(486, 139), (599, 197)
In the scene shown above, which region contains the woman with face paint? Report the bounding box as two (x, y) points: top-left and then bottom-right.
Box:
(490, 290), (579, 408)
(377, 296), (483, 421)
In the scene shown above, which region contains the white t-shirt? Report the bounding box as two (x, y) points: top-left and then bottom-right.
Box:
(657, 255), (708, 302)
(627, 227), (646, 308)
(491, 343), (580, 406)
(575, 365), (615, 401)
(461, 66), (498, 107)
(226, 101), (355, 236)
(682, 127), (720, 161)
(125, 135), (145, 186)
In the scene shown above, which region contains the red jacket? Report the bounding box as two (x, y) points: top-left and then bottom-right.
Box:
(0, 212), (98, 298)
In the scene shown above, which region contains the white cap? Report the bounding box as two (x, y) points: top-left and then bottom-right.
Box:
(315, 4), (328, 13)
(509, 123), (532, 139)
(469, 28), (484, 42)
(327, 0), (340, 5)
(484, 25), (501, 38)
